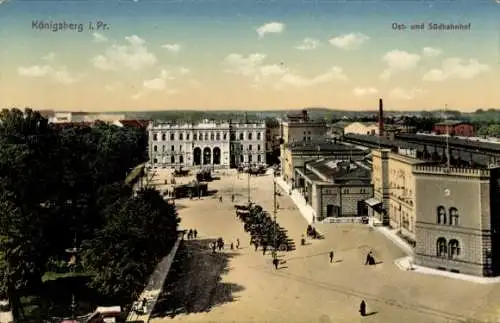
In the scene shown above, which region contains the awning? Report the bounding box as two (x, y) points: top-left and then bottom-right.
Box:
(364, 197), (382, 207)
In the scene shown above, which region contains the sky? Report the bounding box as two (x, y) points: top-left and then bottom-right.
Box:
(0, 0), (499, 112)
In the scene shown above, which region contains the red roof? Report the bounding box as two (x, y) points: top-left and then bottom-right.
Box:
(118, 120), (150, 129)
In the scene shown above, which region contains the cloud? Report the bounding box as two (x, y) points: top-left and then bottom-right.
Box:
(92, 34), (157, 71)
(161, 43), (181, 53)
(256, 22), (285, 37)
(353, 87), (378, 96)
(224, 52), (346, 89)
(296, 38), (321, 50)
(380, 50), (420, 79)
(390, 87), (423, 100)
(42, 52), (55, 61)
(17, 65), (78, 85)
(92, 32), (108, 43)
(179, 67), (190, 75)
(132, 70), (178, 99)
(422, 58), (489, 82)
(329, 33), (369, 50)
(422, 47), (442, 57)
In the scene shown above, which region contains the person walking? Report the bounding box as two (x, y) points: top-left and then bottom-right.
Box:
(231, 194), (235, 202)
(272, 257), (279, 270)
(236, 238), (240, 249)
(188, 229), (193, 240)
(193, 229), (198, 239)
(329, 250), (334, 263)
(230, 242), (234, 250)
(359, 300), (366, 316)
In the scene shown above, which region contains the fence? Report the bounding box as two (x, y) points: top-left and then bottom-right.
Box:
(321, 217), (367, 224)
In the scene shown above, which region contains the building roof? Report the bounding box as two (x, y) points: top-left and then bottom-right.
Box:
(434, 120), (471, 126)
(307, 159), (371, 184)
(347, 121), (378, 127)
(288, 141), (366, 153)
(331, 121), (350, 129)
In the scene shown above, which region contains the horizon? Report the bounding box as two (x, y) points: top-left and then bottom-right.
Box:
(1, 0), (498, 112)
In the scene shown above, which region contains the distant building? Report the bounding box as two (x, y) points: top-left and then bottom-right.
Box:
(148, 120), (266, 169)
(433, 120), (475, 137)
(329, 121), (350, 137)
(49, 112), (126, 124)
(265, 119), (281, 165)
(293, 158), (373, 220)
(344, 122), (379, 136)
(114, 119), (150, 130)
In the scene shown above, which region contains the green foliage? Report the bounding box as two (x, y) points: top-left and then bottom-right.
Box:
(0, 108), (178, 319)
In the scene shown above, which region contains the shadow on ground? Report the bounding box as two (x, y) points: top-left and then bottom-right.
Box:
(151, 239), (244, 319)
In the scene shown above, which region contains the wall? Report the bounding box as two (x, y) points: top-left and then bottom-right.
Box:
(414, 166), (491, 276)
(318, 184), (372, 219)
(344, 122), (379, 136)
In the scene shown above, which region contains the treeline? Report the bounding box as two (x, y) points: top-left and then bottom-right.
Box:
(0, 109), (179, 320)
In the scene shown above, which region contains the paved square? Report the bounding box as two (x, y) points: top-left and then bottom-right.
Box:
(150, 169), (500, 323)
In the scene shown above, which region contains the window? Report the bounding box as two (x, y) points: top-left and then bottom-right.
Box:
(171, 145), (175, 151)
(307, 137), (311, 141)
(153, 158), (158, 163)
(179, 133), (183, 140)
(171, 155), (175, 164)
(199, 133), (203, 141)
(230, 133), (235, 140)
(187, 133), (190, 140)
(240, 155), (244, 162)
(257, 155), (261, 162)
(170, 133), (174, 140)
(179, 145), (182, 151)
(162, 145), (165, 152)
(239, 133), (244, 140)
(194, 133), (197, 140)
(161, 133), (166, 141)
(224, 133), (227, 140)
(448, 239), (460, 259)
(179, 155), (184, 163)
(257, 132), (261, 140)
(216, 132), (220, 140)
(204, 133), (208, 140)
(437, 206), (446, 224)
(211, 133), (214, 140)
(153, 134), (158, 141)
(248, 154), (252, 162)
(248, 133), (253, 140)
(257, 144), (261, 151)
(308, 131), (311, 134)
(437, 237), (447, 257)
(153, 145), (157, 152)
(343, 189), (349, 194)
(249, 145), (253, 151)
(303, 137), (306, 141)
(449, 207), (459, 226)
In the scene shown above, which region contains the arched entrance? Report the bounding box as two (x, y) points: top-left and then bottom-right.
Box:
(203, 147), (211, 165)
(193, 147), (201, 165)
(213, 147), (221, 165)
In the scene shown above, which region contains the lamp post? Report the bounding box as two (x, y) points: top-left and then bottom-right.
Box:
(65, 235), (79, 322)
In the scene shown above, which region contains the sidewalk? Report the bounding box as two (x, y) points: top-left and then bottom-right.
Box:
(274, 176), (315, 224)
(126, 237), (182, 322)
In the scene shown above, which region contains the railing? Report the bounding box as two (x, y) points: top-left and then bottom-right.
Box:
(413, 165), (490, 177)
(321, 217), (366, 224)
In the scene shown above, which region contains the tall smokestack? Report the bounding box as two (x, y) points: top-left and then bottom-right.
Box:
(378, 98), (384, 136)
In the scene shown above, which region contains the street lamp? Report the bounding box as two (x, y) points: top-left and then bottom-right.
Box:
(65, 235), (80, 321)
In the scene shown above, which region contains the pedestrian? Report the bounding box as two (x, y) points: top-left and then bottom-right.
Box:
(194, 229), (198, 239)
(236, 238), (240, 249)
(188, 229), (193, 239)
(230, 242), (234, 250)
(231, 194), (235, 202)
(254, 242), (259, 251)
(359, 300), (366, 316)
(262, 245), (267, 255)
(219, 195), (223, 203)
(211, 242), (216, 254)
(329, 250), (334, 263)
(142, 298), (148, 313)
(272, 257), (279, 270)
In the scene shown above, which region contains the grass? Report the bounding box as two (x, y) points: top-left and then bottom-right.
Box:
(125, 163), (145, 185)
(42, 271), (93, 283)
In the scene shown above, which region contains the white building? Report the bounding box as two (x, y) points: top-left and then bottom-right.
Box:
(148, 120), (266, 168)
(343, 122), (379, 136)
(49, 112), (126, 123)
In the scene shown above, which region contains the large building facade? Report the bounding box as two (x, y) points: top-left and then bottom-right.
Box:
(148, 120), (266, 168)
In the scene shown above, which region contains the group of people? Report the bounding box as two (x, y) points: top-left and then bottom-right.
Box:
(209, 237), (225, 253)
(185, 229), (198, 240)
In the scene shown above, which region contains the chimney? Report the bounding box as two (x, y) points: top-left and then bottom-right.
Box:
(378, 98), (384, 136)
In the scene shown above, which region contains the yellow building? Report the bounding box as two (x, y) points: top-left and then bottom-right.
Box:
(344, 122), (379, 136)
(370, 148), (426, 243)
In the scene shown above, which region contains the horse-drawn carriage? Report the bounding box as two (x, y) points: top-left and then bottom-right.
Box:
(173, 167), (189, 177)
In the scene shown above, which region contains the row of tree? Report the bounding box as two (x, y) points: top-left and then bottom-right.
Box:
(0, 108), (180, 320)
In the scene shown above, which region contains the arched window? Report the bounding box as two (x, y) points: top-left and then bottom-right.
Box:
(257, 132), (261, 140)
(179, 155), (184, 163)
(216, 132), (220, 140)
(448, 239), (460, 259)
(204, 133), (208, 140)
(161, 133), (166, 141)
(436, 237), (447, 257)
(449, 207), (459, 226)
(171, 155), (175, 164)
(239, 133), (244, 140)
(437, 206), (446, 224)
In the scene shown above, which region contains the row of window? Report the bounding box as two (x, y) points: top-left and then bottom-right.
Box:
(437, 206), (459, 226)
(240, 154), (263, 163)
(436, 238), (460, 259)
(152, 154), (263, 164)
(152, 132), (264, 141)
(152, 144), (262, 153)
(152, 155), (185, 164)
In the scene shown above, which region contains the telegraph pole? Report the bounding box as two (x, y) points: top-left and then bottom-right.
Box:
(273, 179), (278, 256)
